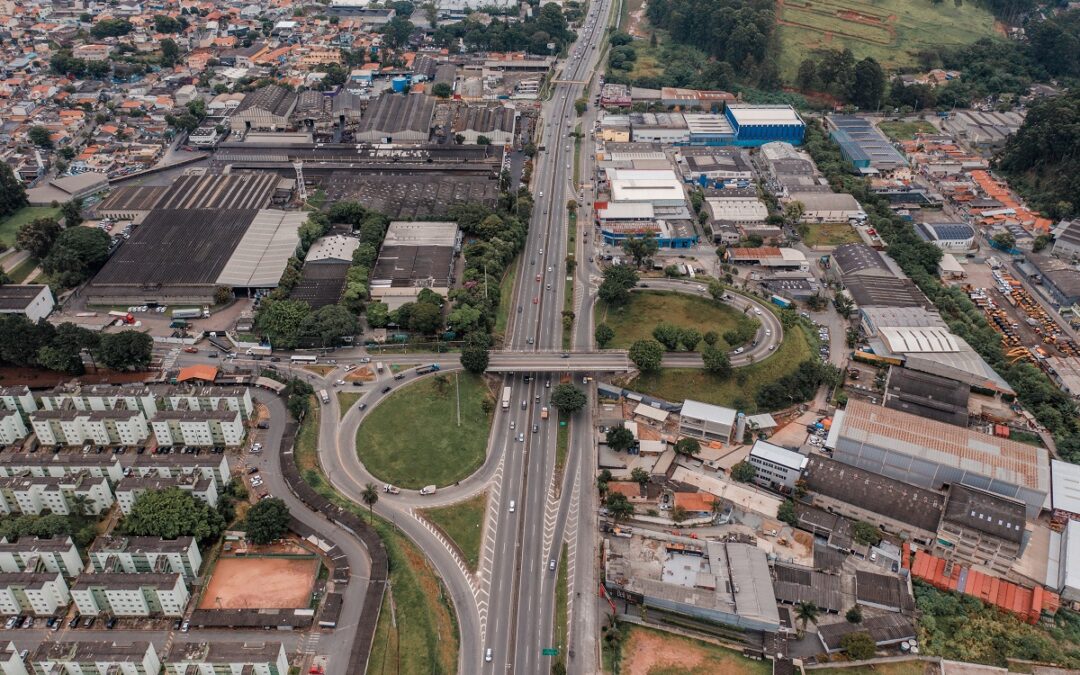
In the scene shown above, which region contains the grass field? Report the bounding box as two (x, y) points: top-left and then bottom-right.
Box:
(775, 0), (996, 80)
(877, 119), (938, 141)
(336, 391), (363, 419)
(0, 206), (60, 248)
(7, 257), (38, 284)
(613, 625), (771, 675)
(628, 324), (812, 412)
(295, 409), (459, 675)
(553, 543), (569, 672)
(802, 222), (861, 247)
(494, 258), (519, 344)
(420, 493), (487, 571)
(356, 373), (492, 489)
(596, 291), (754, 352)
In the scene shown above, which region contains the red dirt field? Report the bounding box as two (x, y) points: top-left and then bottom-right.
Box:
(199, 556), (318, 609)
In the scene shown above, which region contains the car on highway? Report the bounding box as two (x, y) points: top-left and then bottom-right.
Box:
(549, 559), (557, 572)
(485, 648), (493, 663)
(517, 433), (525, 442)
(382, 386), (392, 394)
(533, 297), (538, 304)
(183, 347), (198, 353)
(536, 273), (542, 282)
(754, 308), (762, 315)
(335, 379), (346, 386)
(733, 347), (745, 354)
(509, 500), (516, 513)
(532, 424), (539, 433)
(527, 337), (534, 345)
(765, 329), (772, 336)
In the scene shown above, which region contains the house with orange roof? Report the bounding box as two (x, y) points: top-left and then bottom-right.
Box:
(673, 491), (716, 515)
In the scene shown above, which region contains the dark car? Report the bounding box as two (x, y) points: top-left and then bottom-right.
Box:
(69, 614), (81, 629)
(173, 618), (183, 630)
(382, 386), (391, 394)
(105, 617), (118, 629)
(270, 356), (281, 362)
(247, 467), (259, 474)
(358, 403), (368, 411)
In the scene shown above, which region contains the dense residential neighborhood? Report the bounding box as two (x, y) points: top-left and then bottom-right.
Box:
(0, 0), (1076, 671)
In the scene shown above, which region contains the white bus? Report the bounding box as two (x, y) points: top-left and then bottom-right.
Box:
(291, 355), (318, 363)
(319, 390), (330, 404)
(501, 386), (512, 410)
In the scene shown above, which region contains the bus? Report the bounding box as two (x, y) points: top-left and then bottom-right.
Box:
(501, 386), (512, 410)
(291, 355), (318, 363)
(319, 390), (330, 404)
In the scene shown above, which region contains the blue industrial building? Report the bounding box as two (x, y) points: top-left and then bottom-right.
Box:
(828, 116), (907, 172)
(724, 104), (805, 146)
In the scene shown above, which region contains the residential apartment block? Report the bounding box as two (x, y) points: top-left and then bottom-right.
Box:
(0, 386), (36, 414)
(30, 406), (149, 447)
(150, 406), (245, 448)
(0, 454), (124, 484)
(163, 641), (290, 675)
(0, 472), (113, 516)
(0, 536), (83, 577)
(0, 571), (70, 616)
(88, 536), (202, 580)
(0, 411), (28, 445)
(72, 572), (188, 617)
(29, 641), (161, 675)
(115, 473), (218, 515)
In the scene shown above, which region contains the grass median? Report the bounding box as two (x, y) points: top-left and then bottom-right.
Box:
(553, 542), (569, 672)
(419, 493), (487, 572)
(356, 372), (492, 489)
(336, 391), (362, 419)
(294, 408), (459, 675)
(596, 291), (754, 352)
(628, 324), (813, 412)
(493, 257), (519, 345)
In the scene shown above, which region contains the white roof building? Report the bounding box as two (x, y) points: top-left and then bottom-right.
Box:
(1051, 459), (1080, 518)
(608, 169), (686, 207)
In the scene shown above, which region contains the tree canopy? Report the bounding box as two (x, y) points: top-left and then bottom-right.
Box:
(550, 384), (587, 413)
(122, 487), (225, 542)
(244, 498), (291, 544)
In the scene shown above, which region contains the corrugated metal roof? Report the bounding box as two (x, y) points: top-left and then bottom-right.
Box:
(216, 210), (305, 287)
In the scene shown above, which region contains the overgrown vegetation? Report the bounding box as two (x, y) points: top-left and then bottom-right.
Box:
(432, 4), (575, 54)
(915, 582), (1080, 668)
(803, 120), (1080, 463)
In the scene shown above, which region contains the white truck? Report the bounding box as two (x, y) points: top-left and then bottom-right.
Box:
(383, 484), (401, 494)
(319, 390), (330, 404)
(419, 485), (437, 495)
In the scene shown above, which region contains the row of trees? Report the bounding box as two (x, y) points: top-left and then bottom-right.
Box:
(794, 50), (886, 110)
(431, 4), (575, 55)
(802, 119), (1080, 462)
(0, 165), (28, 222)
(0, 315), (153, 373)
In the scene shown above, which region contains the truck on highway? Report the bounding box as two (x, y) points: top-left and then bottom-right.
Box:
(501, 386), (512, 410)
(171, 308), (203, 320)
(376, 362), (384, 373)
(291, 355), (318, 363)
(319, 390), (330, 404)
(108, 311), (135, 324)
(419, 485), (437, 495)
(770, 294), (793, 309)
(541, 406), (549, 420)
(383, 484), (401, 494)
(415, 364), (441, 375)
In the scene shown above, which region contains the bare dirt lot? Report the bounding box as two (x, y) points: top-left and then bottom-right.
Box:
(199, 556), (318, 609)
(618, 625), (770, 675)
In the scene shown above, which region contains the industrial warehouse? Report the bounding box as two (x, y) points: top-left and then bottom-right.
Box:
(85, 173), (304, 305)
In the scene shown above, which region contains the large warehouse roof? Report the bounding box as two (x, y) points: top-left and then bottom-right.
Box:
(1052, 459), (1080, 515)
(382, 221), (459, 247)
(92, 209), (255, 285)
(356, 93), (435, 136)
(835, 399), (1049, 494)
(216, 210), (305, 287)
(154, 173), (277, 211)
(726, 104), (803, 126)
(878, 326), (960, 353)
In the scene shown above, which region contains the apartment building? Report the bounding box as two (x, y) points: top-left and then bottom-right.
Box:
(115, 472), (218, 515)
(0, 642), (28, 675)
(163, 641), (289, 675)
(0, 472), (113, 516)
(41, 383), (253, 419)
(88, 536), (202, 580)
(0, 411), (28, 445)
(128, 452), (231, 488)
(0, 536), (83, 576)
(0, 385), (36, 414)
(30, 406), (149, 447)
(0, 571), (70, 616)
(29, 640), (161, 675)
(150, 406), (245, 447)
(0, 453), (124, 483)
(71, 572), (188, 617)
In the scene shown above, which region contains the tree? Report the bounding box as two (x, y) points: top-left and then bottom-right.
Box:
(852, 57), (886, 110)
(598, 265), (639, 307)
(408, 301), (442, 334)
(796, 58), (818, 90)
(622, 232), (659, 267)
(992, 231), (1016, 251)
(852, 520), (882, 546)
(0, 164), (28, 219)
(366, 302), (390, 328)
(381, 16), (415, 48)
(60, 198), (84, 227)
(41, 226), (110, 287)
(160, 38), (179, 67)
(96, 331), (154, 371)
(90, 18), (134, 38)
(28, 126), (53, 148)
(730, 461), (757, 483)
(670, 505), (688, 524)
(703, 331), (719, 346)
(256, 299), (311, 350)
(777, 499), (798, 526)
(605, 426), (635, 452)
(361, 483), (380, 523)
(122, 487), (225, 543)
(630, 467), (650, 487)
(305, 304), (358, 346)
(846, 605), (863, 624)
(674, 437), (700, 457)
(461, 341), (490, 374)
(1033, 233), (1051, 252)
(702, 346), (732, 378)
(840, 631), (876, 660)
(679, 328), (702, 351)
(550, 384), (586, 413)
(244, 498), (290, 544)
(432, 82), (453, 98)
(652, 323), (681, 350)
(597, 468), (612, 497)
(628, 339), (663, 372)
(605, 492), (634, 521)
(594, 323), (615, 348)
(15, 217), (61, 259)
(795, 601), (820, 636)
